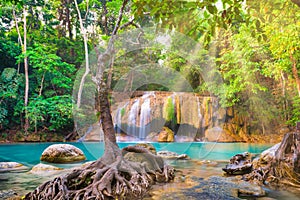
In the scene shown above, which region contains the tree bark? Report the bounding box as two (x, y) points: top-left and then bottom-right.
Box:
(23, 6), (29, 133)
(290, 53), (300, 97)
(74, 0), (90, 109)
(291, 0), (300, 7)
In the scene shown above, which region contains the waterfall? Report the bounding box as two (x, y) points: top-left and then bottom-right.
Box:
(127, 98), (140, 137)
(114, 102), (128, 134)
(139, 94), (152, 138)
(196, 96), (203, 125)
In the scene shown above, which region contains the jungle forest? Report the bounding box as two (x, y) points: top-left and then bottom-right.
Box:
(0, 0), (300, 199)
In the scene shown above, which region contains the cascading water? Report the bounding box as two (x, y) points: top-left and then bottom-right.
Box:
(127, 98), (140, 137)
(139, 92), (154, 138)
(114, 103), (128, 135)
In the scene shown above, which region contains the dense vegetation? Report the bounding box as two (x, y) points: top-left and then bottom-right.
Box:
(0, 0), (299, 139)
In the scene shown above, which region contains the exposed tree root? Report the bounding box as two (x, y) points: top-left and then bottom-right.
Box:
(25, 145), (175, 200)
(243, 132), (300, 189)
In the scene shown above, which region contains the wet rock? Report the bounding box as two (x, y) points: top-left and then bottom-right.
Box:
(182, 176), (265, 199)
(29, 163), (63, 175)
(157, 127), (174, 142)
(222, 152), (252, 175)
(197, 160), (218, 167)
(157, 151), (189, 160)
(40, 144), (86, 163)
(0, 162), (28, 173)
(0, 189), (18, 199)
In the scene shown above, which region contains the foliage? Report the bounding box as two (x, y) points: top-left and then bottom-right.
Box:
(0, 0), (299, 136)
(0, 68), (24, 128)
(288, 96), (300, 126)
(26, 95), (73, 132)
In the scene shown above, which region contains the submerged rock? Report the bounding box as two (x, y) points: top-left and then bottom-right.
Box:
(0, 162), (28, 172)
(40, 144), (86, 163)
(0, 189), (18, 199)
(182, 176), (265, 199)
(157, 150), (189, 160)
(29, 163), (63, 175)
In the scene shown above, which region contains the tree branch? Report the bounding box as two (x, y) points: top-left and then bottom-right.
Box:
(112, 0), (129, 35)
(291, 0), (300, 7)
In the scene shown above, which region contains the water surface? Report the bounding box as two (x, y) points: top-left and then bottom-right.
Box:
(3, 142), (294, 199)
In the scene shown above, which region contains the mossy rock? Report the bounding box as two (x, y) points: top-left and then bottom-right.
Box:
(158, 127), (174, 142)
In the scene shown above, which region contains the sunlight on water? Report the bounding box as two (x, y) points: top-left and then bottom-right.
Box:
(1, 142), (299, 199)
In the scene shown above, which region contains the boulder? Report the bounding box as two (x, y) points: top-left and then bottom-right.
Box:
(134, 143), (157, 154)
(222, 152), (252, 175)
(157, 127), (174, 142)
(157, 151), (189, 160)
(40, 144), (86, 163)
(123, 143), (163, 171)
(29, 163), (63, 175)
(0, 162), (28, 172)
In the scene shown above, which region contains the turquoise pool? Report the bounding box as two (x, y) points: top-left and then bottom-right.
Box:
(0, 142), (272, 167)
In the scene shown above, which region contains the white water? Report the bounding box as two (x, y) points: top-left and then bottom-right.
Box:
(139, 93), (153, 138)
(127, 98), (140, 137)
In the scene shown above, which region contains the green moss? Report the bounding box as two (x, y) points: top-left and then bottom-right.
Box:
(163, 97), (176, 123)
(120, 107), (126, 117)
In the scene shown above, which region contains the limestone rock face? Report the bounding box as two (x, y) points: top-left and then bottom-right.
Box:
(0, 162), (28, 172)
(40, 144), (86, 163)
(157, 127), (174, 142)
(204, 126), (239, 142)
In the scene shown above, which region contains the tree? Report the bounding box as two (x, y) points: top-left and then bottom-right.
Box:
(12, 3), (30, 133)
(25, 0), (251, 198)
(74, 0), (90, 108)
(25, 0), (174, 199)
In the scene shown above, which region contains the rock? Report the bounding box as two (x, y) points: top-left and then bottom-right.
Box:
(183, 176), (265, 199)
(204, 126), (238, 142)
(116, 133), (138, 142)
(157, 151), (189, 160)
(222, 152), (252, 175)
(29, 163), (63, 175)
(123, 143), (162, 171)
(0, 162), (28, 172)
(157, 127), (174, 142)
(145, 132), (158, 142)
(40, 144), (86, 163)
(0, 189), (18, 199)
(134, 143), (157, 154)
(197, 160), (218, 167)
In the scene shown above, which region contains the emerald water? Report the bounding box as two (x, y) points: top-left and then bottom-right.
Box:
(0, 142), (272, 166)
(1, 142), (299, 199)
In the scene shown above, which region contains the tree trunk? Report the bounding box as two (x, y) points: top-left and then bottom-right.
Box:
(74, 0), (90, 109)
(13, 6), (29, 133)
(290, 53), (300, 97)
(23, 6), (29, 133)
(244, 132), (300, 187)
